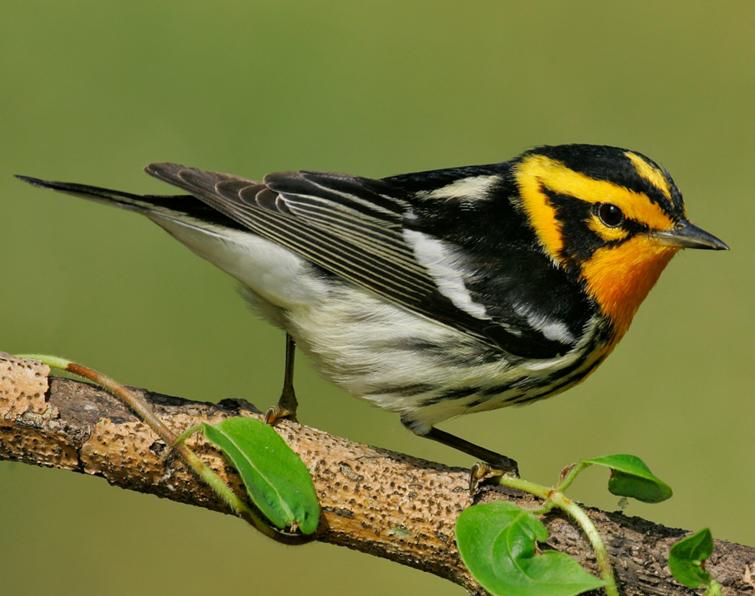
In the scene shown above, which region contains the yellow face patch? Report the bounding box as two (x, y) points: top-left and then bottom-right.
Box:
(514, 156), (566, 260)
(625, 151), (672, 200)
(514, 155), (675, 263)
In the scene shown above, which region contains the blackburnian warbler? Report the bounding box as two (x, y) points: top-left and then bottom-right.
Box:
(17, 144), (728, 475)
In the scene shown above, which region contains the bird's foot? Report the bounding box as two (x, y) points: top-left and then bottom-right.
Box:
(263, 404), (298, 425)
(264, 387), (298, 425)
(469, 457), (520, 496)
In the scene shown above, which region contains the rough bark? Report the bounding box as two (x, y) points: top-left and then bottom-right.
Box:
(0, 354), (752, 594)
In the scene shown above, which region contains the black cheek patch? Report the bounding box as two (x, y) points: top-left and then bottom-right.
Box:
(544, 190), (605, 263)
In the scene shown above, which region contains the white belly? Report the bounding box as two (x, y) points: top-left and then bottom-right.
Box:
(151, 216), (599, 430)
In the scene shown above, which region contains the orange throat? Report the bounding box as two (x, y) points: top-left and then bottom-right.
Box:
(580, 236), (678, 340)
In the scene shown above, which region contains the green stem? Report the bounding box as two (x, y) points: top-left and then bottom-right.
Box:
(557, 461), (591, 493)
(550, 491), (618, 596)
(499, 475), (618, 596)
(705, 580), (722, 596)
(498, 475), (551, 499)
(173, 423), (205, 447)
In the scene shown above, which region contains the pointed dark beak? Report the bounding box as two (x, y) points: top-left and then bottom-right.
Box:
(652, 220), (729, 250)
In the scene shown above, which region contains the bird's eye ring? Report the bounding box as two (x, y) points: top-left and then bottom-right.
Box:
(596, 203), (624, 228)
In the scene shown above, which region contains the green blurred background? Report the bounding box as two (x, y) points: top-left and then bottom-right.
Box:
(1, 1), (753, 594)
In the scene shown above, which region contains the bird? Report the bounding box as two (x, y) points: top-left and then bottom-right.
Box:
(16, 144), (728, 476)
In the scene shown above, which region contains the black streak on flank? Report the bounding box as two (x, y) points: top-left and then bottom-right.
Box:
(420, 386), (481, 407)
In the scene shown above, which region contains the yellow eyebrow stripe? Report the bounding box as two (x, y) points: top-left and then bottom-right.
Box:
(514, 155), (674, 263)
(625, 151), (672, 200)
(517, 155), (674, 222)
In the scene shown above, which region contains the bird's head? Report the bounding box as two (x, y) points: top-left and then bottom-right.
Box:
(513, 144), (728, 337)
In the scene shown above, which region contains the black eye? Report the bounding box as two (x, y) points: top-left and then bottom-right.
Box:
(596, 203), (624, 227)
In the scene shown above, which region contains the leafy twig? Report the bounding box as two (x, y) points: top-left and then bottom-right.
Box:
(16, 354), (312, 543)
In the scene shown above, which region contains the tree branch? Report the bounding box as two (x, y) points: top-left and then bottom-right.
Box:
(0, 354), (752, 594)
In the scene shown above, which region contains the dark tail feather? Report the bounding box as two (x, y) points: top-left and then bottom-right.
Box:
(15, 175), (188, 213)
(15, 174), (245, 230)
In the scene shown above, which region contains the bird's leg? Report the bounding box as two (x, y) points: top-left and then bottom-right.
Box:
(401, 418), (519, 493)
(264, 333), (299, 425)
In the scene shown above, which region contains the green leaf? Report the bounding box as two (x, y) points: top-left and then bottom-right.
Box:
(202, 417), (320, 534)
(584, 454), (672, 503)
(669, 528), (714, 589)
(456, 502), (604, 596)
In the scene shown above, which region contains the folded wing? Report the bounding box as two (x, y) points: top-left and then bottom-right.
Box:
(145, 163), (575, 358)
